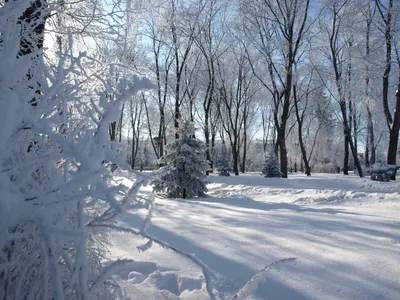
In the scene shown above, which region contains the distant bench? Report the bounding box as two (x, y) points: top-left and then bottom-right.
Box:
(369, 163), (399, 181)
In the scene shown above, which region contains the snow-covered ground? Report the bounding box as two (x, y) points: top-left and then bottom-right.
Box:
(109, 172), (400, 299)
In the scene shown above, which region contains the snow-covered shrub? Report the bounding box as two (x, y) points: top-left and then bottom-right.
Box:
(312, 162), (337, 173)
(0, 5), (153, 298)
(152, 120), (209, 198)
(261, 150), (282, 178)
(369, 163), (397, 181)
(216, 147), (232, 176)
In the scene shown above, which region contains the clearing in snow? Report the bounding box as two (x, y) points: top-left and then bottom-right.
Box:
(109, 172), (400, 300)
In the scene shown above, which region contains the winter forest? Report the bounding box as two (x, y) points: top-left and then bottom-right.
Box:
(1, 0), (400, 299)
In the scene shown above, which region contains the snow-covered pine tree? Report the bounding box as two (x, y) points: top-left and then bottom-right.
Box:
(152, 120), (209, 198)
(216, 146), (232, 176)
(261, 150), (282, 178)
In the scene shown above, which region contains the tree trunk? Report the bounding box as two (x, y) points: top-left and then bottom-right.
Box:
(349, 132), (364, 177)
(352, 101), (358, 156)
(118, 103), (124, 142)
(174, 95), (180, 139)
(232, 146), (239, 176)
(131, 130), (136, 170)
(204, 114), (212, 171)
(277, 127), (288, 178)
(295, 132), (311, 176)
(203, 64), (215, 172)
(365, 0), (375, 167)
(367, 107), (375, 165)
(211, 125), (217, 171)
(387, 83), (400, 179)
(365, 134), (370, 167)
(241, 122), (247, 174)
(343, 134), (349, 175)
(377, 0), (397, 175)
(159, 110), (165, 157)
(109, 122), (117, 141)
(293, 85), (311, 176)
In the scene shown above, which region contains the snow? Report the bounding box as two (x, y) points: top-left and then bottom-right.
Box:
(109, 172), (400, 299)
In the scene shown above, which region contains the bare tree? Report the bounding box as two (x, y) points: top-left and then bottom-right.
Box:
(364, 0), (376, 166)
(129, 93), (144, 169)
(143, 16), (174, 158)
(216, 51), (256, 175)
(181, 53), (202, 122)
(194, 0), (228, 171)
(293, 68), (323, 176)
(169, 0), (200, 138)
(241, 0), (311, 178)
(375, 0), (400, 178)
(323, 0), (363, 177)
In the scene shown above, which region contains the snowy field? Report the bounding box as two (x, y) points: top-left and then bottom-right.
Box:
(109, 172), (400, 300)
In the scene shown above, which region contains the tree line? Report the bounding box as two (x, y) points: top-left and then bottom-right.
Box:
(111, 0), (400, 179)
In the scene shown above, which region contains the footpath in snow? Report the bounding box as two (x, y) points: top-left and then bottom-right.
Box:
(109, 172), (400, 300)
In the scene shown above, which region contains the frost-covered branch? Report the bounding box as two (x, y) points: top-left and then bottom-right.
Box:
(232, 257), (297, 300)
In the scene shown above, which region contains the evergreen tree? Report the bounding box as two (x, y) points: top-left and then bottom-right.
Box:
(216, 146), (232, 176)
(261, 150), (283, 178)
(152, 120), (209, 198)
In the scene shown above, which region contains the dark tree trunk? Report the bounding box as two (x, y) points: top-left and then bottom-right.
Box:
(232, 144), (239, 176)
(241, 121), (247, 174)
(204, 114), (212, 170)
(352, 102), (358, 156)
(365, 1), (375, 167)
(387, 84), (400, 180)
(293, 85), (311, 176)
(277, 128), (288, 178)
(131, 132), (136, 170)
(159, 111), (165, 157)
(109, 122), (117, 141)
(118, 103), (124, 142)
(174, 97), (180, 139)
(299, 136), (311, 176)
(343, 133), (349, 175)
(211, 124), (217, 171)
(365, 134), (370, 167)
(349, 135), (363, 177)
(367, 107), (375, 166)
(376, 0), (398, 178)
(203, 65), (215, 172)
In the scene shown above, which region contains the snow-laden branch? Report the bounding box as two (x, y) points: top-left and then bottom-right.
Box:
(232, 257), (297, 300)
(90, 222), (219, 300)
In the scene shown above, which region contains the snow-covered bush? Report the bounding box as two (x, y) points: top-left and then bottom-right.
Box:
(152, 120), (209, 198)
(216, 147), (232, 176)
(261, 150), (282, 178)
(313, 162), (337, 173)
(0, 4), (153, 298)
